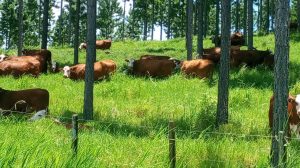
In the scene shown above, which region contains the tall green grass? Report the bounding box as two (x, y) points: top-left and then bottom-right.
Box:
(1, 34), (300, 167)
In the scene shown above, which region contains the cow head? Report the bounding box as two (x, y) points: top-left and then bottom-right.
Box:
(51, 61), (59, 73)
(63, 66), (71, 78)
(169, 58), (182, 70)
(28, 109), (48, 121)
(125, 59), (135, 69)
(0, 54), (8, 62)
(79, 43), (86, 50)
(295, 95), (300, 117)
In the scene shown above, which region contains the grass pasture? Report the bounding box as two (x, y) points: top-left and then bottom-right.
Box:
(1, 34), (300, 167)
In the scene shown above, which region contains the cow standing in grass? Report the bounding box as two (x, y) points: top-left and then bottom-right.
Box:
(79, 40), (112, 50)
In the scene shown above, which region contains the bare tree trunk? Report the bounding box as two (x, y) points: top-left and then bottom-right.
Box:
(41, 0), (49, 49)
(258, 0), (262, 32)
(74, 0), (80, 65)
(297, 0), (300, 32)
(151, 0), (155, 40)
(160, 7), (163, 41)
(83, 0), (96, 120)
(186, 0), (193, 60)
(59, 0), (64, 46)
(216, 0), (230, 128)
(247, 0), (253, 50)
(270, 0), (289, 166)
(194, 1), (198, 35)
(203, 0), (207, 38)
(181, 0), (185, 37)
(270, 0), (275, 31)
(197, 0), (203, 57)
(236, 0), (240, 32)
(215, 0), (220, 46)
(266, 0), (270, 34)
(167, 0), (171, 39)
(38, 0), (42, 44)
(122, 0), (126, 40)
(18, 0), (23, 56)
(143, 3), (148, 41)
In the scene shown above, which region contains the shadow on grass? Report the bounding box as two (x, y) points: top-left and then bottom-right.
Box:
(290, 32), (300, 42)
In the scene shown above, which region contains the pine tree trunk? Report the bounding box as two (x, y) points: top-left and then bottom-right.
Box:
(203, 0), (207, 38)
(143, 18), (148, 41)
(18, 0), (23, 56)
(243, 0), (247, 44)
(59, 0), (64, 46)
(41, 0), (49, 49)
(194, 1), (198, 35)
(258, 0), (262, 32)
(160, 7), (163, 41)
(197, 0), (203, 57)
(270, 0), (289, 166)
(151, 0), (155, 40)
(167, 0), (171, 39)
(83, 0), (96, 120)
(236, 0), (240, 32)
(122, 0), (126, 40)
(74, 0), (80, 65)
(270, 0), (275, 31)
(266, 0), (270, 34)
(38, 0), (42, 44)
(181, 0), (185, 37)
(186, 0), (193, 60)
(247, 0), (253, 50)
(215, 0), (220, 46)
(216, 0), (230, 128)
(297, 0), (300, 32)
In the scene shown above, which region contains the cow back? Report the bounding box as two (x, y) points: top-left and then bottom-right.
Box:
(132, 59), (176, 77)
(181, 59), (214, 79)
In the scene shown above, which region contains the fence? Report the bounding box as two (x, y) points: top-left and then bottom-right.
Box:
(0, 109), (296, 167)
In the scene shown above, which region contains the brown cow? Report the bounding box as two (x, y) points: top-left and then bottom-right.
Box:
(3, 56), (44, 74)
(0, 54), (8, 62)
(22, 49), (52, 73)
(63, 59), (116, 80)
(230, 49), (273, 67)
(269, 94), (300, 138)
(180, 59), (214, 79)
(202, 46), (240, 63)
(211, 32), (245, 47)
(79, 40), (112, 50)
(140, 55), (171, 60)
(0, 59), (41, 77)
(0, 88), (49, 121)
(125, 59), (180, 77)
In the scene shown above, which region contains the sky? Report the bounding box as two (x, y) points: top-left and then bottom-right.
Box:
(52, 0), (166, 41)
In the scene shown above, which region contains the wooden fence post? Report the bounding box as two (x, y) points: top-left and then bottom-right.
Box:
(72, 114), (78, 155)
(169, 120), (176, 168)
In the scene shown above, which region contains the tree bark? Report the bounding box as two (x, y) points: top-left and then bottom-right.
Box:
(258, 0), (262, 32)
(122, 0), (126, 40)
(243, 0), (247, 44)
(236, 0), (240, 32)
(270, 0), (289, 166)
(203, 0), (207, 38)
(186, 0), (193, 60)
(167, 0), (171, 39)
(59, 0), (64, 46)
(41, 0), (49, 49)
(215, 0), (220, 46)
(151, 0), (155, 40)
(216, 0), (230, 128)
(197, 0), (203, 57)
(18, 0), (23, 56)
(83, 0), (96, 120)
(143, 3), (148, 41)
(297, 0), (300, 32)
(266, 0), (270, 34)
(247, 0), (253, 50)
(74, 0), (80, 65)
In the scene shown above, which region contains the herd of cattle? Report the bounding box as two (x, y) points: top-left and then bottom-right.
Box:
(0, 37), (299, 138)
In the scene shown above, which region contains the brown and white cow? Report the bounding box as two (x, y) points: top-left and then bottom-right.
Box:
(0, 88), (49, 121)
(125, 58), (180, 78)
(269, 94), (300, 139)
(180, 59), (214, 79)
(230, 49), (274, 67)
(79, 40), (112, 50)
(0, 59), (41, 77)
(22, 49), (52, 73)
(0, 54), (8, 62)
(63, 59), (116, 80)
(202, 46), (240, 63)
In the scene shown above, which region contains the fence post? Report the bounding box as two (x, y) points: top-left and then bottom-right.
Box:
(169, 120), (176, 168)
(72, 114), (78, 155)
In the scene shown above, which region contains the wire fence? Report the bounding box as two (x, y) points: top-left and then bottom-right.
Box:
(0, 109), (297, 166)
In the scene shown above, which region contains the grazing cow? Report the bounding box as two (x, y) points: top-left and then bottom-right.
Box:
(230, 49), (273, 67)
(0, 59), (41, 77)
(211, 32), (245, 47)
(140, 55), (171, 60)
(79, 40), (112, 50)
(2, 56), (44, 74)
(22, 49), (52, 73)
(63, 59), (116, 80)
(202, 46), (240, 63)
(125, 59), (180, 77)
(0, 88), (49, 120)
(269, 94), (300, 138)
(180, 59), (214, 79)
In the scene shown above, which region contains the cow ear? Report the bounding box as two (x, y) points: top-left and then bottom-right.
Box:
(288, 97), (295, 103)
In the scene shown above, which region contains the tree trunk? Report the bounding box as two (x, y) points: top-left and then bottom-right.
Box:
(181, 0), (185, 37)
(236, 0), (240, 32)
(160, 7), (163, 41)
(38, 0), (42, 44)
(151, 0), (155, 40)
(83, 0), (96, 120)
(203, 0), (207, 38)
(194, 1), (198, 35)
(258, 0), (262, 32)
(197, 0), (203, 57)
(215, 0), (220, 46)
(18, 0), (23, 56)
(143, 18), (148, 41)
(297, 0), (300, 32)
(243, 0), (247, 44)
(59, 0), (64, 46)
(270, 0), (275, 31)
(186, 0), (193, 60)
(122, 0), (126, 40)
(270, 0), (289, 166)
(216, 0), (230, 128)
(247, 0), (253, 50)
(266, 0), (270, 34)
(41, 0), (49, 49)
(74, 0), (80, 65)
(167, 0), (171, 39)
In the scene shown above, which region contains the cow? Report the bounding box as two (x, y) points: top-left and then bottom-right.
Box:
(140, 55), (171, 60)
(0, 54), (8, 62)
(0, 88), (49, 121)
(2, 56), (44, 74)
(79, 40), (112, 50)
(125, 58), (180, 78)
(63, 59), (116, 80)
(230, 49), (273, 67)
(211, 32), (245, 47)
(22, 49), (52, 73)
(180, 59), (214, 79)
(0, 59), (41, 77)
(50, 61), (60, 73)
(268, 94), (300, 139)
(202, 46), (240, 63)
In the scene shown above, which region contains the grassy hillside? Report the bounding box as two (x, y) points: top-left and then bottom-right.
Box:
(1, 34), (300, 167)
